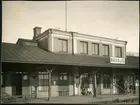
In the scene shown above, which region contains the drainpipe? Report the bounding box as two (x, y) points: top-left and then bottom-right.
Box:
(132, 72), (135, 94)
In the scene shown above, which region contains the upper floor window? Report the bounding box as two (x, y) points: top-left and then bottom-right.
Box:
(115, 46), (122, 57)
(38, 72), (48, 91)
(58, 39), (68, 52)
(60, 72), (68, 80)
(92, 43), (99, 55)
(80, 41), (88, 54)
(103, 44), (109, 56)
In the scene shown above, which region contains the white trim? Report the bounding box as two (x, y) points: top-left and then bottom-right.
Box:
(74, 36), (100, 43)
(52, 30), (71, 36)
(101, 40), (114, 45)
(73, 32), (126, 43)
(112, 44), (115, 57)
(52, 33), (71, 39)
(114, 43), (125, 47)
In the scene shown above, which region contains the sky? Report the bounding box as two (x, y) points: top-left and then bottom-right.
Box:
(2, 1), (139, 53)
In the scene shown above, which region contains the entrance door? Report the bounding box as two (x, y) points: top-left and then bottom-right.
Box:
(12, 73), (22, 95)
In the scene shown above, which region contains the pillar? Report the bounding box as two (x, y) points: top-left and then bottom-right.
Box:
(89, 71), (93, 94)
(73, 67), (80, 96)
(22, 73), (30, 98)
(47, 69), (53, 101)
(100, 72), (103, 94)
(92, 70), (97, 97)
(112, 71), (117, 94)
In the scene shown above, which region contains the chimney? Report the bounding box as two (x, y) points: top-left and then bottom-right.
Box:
(33, 27), (42, 40)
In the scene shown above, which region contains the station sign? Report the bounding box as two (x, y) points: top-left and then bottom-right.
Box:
(110, 57), (125, 64)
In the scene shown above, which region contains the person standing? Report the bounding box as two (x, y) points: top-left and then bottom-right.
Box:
(124, 80), (128, 94)
(135, 78), (139, 95)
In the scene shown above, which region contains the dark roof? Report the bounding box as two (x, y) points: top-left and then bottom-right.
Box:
(16, 38), (38, 46)
(16, 38), (37, 43)
(1, 43), (139, 69)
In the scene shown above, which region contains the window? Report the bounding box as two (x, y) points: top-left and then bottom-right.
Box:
(103, 73), (111, 88)
(103, 44), (109, 56)
(60, 73), (68, 80)
(58, 39), (68, 52)
(115, 47), (122, 57)
(92, 43), (99, 55)
(38, 72), (48, 91)
(80, 41), (88, 54)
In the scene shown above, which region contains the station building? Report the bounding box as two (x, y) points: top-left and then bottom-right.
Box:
(1, 27), (139, 98)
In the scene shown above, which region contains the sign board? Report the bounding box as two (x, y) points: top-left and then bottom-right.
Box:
(110, 57), (125, 64)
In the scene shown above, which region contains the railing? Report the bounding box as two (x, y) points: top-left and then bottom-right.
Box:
(111, 83), (128, 94)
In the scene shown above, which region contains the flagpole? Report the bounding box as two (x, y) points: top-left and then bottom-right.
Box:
(65, 1), (67, 31)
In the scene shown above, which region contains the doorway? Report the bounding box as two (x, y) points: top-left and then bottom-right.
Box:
(80, 73), (89, 95)
(12, 73), (22, 95)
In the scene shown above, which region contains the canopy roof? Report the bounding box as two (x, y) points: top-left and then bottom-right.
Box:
(1, 43), (139, 69)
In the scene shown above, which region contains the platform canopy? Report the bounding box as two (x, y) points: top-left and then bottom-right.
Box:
(1, 43), (139, 69)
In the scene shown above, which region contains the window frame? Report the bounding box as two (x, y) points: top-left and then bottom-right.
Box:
(115, 46), (122, 58)
(58, 38), (68, 53)
(92, 43), (99, 55)
(102, 44), (109, 56)
(38, 72), (48, 92)
(80, 41), (88, 54)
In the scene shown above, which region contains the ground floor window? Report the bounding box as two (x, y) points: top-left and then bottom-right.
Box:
(38, 72), (48, 91)
(60, 72), (68, 80)
(103, 72), (111, 88)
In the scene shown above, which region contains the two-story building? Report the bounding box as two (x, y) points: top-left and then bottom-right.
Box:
(1, 27), (139, 99)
